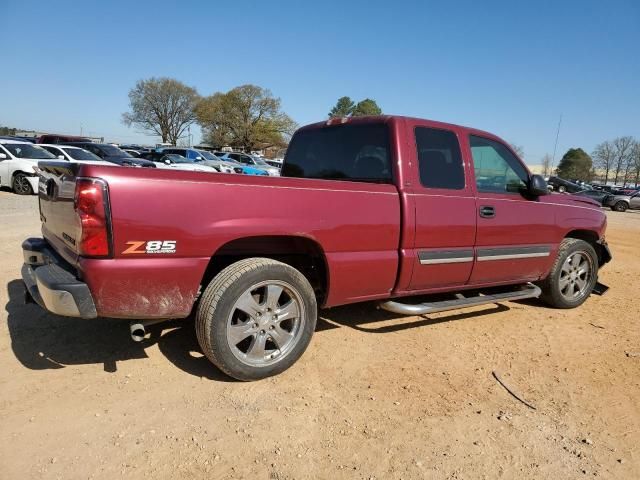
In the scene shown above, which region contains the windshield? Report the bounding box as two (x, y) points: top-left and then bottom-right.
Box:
(62, 148), (102, 161)
(197, 150), (221, 161)
(101, 145), (131, 157)
(163, 154), (191, 164)
(282, 123), (392, 183)
(2, 143), (56, 159)
(252, 156), (269, 166)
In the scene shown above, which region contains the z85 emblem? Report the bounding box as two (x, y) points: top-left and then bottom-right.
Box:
(123, 240), (177, 255)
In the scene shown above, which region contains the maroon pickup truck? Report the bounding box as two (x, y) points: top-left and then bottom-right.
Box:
(23, 116), (611, 380)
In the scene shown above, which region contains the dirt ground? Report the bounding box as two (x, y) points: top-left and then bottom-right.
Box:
(1, 191), (639, 480)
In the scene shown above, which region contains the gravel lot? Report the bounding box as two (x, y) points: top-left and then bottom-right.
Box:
(1, 190), (639, 479)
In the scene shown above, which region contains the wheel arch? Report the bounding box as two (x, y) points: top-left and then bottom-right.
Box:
(564, 229), (607, 266)
(200, 235), (329, 306)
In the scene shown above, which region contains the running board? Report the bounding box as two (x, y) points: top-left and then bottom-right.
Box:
(378, 283), (541, 316)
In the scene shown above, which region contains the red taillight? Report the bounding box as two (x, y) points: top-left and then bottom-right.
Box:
(74, 178), (111, 257)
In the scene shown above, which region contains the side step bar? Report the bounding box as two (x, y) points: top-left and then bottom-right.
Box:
(378, 283), (541, 316)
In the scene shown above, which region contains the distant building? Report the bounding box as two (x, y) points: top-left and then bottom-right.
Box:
(15, 130), (103, 143)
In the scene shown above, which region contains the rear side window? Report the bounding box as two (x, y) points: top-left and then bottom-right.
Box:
(283, 123), (392, 183)
(415, 127), (464, 189)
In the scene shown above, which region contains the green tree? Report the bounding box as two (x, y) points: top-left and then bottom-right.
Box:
(555, 148), (593, 181)
(196, 85), (296, 151)
(0, 126), (17, 136)
(351, 98), (382, 116)
(328, 96), (355, 117)
(122, 77), (200, 144)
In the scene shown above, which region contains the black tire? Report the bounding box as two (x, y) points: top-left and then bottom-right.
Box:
(12, 173), (34, 195)
(538, 238), (598, 309)
(612, 201), (628, 212)
(558, 185), (566, 193)
(196, 258), (317, 381)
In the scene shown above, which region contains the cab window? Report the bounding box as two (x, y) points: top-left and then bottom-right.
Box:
(415, 127), (464, 189)
(470, 135), (528, 194)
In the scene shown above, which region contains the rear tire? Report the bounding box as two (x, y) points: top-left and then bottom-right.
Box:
(558, 185), (566, 193)
(196, 258), (317, 381)
(12, 173), (34, 195)
(612, 201), (628, 212)
(538, 238), (598, 309)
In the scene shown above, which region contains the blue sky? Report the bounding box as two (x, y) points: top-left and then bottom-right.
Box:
(1, 0), (638, 165)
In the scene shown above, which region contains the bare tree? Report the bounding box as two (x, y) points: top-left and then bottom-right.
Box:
(510, 144), (524, 158)
(122, 77), (200, 145)
(611, 136), (634, 185)
(631, 141), (640, 187)
(592, 140), (615, 185)
(541, 154), (552, 177)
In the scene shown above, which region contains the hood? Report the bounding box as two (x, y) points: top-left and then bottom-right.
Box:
(549, 192), (600, 208)
(608, 194), (631, 201)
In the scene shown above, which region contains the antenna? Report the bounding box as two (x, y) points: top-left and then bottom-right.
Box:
(551, 114), (562, 170)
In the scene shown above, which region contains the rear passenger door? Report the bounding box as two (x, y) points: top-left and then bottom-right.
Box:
(408, 126), (477, 290)
(468, 135), (556, 284)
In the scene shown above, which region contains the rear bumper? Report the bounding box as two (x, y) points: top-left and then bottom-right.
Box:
(21, 237), (97, 318)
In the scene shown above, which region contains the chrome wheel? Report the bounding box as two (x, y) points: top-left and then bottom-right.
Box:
(226, 280), (304, 367)
(559, 251), (593, 301)
(13, 174), (33, 195)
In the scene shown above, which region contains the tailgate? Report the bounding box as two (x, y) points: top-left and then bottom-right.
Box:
(37, 161), (84, 265)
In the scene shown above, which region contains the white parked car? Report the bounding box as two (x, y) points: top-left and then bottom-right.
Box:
(0, 140), (56, 195)
(39, 144), (111, 165)
(152, 154), (219, 172)
(158, 148), (236, 173)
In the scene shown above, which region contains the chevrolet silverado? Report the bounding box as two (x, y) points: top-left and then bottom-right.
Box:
(22, 115), (611, 380)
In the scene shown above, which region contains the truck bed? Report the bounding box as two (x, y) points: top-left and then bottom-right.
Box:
(37, 162), (402, 318)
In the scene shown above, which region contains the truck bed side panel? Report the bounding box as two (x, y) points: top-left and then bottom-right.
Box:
(76, 166), (401, 316)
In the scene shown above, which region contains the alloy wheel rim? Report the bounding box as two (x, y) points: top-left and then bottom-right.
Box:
(15, 176), (30, 194)
(226, 280), (304, 367)
(559, 251), (593, 301)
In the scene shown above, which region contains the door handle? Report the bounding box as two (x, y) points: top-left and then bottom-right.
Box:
(479, 206), (495, 218)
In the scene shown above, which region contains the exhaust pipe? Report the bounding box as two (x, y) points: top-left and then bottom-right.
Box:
(129, 319), (168, 342)
(130, 322), (147, 342)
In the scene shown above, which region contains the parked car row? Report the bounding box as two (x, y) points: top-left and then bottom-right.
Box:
(0, 137), (281, 195)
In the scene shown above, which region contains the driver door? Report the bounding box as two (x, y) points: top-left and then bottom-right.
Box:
(468, 135), (557, 285)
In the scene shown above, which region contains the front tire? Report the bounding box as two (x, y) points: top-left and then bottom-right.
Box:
(196, 258), (317, 381)
(612, 201), (628, 212)
(538, 239), (598, 309)
(12, 173), (34, 195)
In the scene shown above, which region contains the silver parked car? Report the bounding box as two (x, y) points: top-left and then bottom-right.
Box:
(603, 191), (640, 212)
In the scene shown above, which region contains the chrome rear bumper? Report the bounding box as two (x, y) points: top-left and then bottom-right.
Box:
(21, 238), (97, 319)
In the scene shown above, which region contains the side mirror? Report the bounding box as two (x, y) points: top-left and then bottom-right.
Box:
(195, 156), (203, 161)
(57, 155), (65, 160)
(164, 159), (171, 165)
(0, 153), (7, 160)
(529, 174), (548, 196)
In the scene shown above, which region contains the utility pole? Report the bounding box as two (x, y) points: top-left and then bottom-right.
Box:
(551, 114), (562, 171)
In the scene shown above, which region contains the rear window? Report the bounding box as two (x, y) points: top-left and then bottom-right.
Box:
(282, 123), (392, 183)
